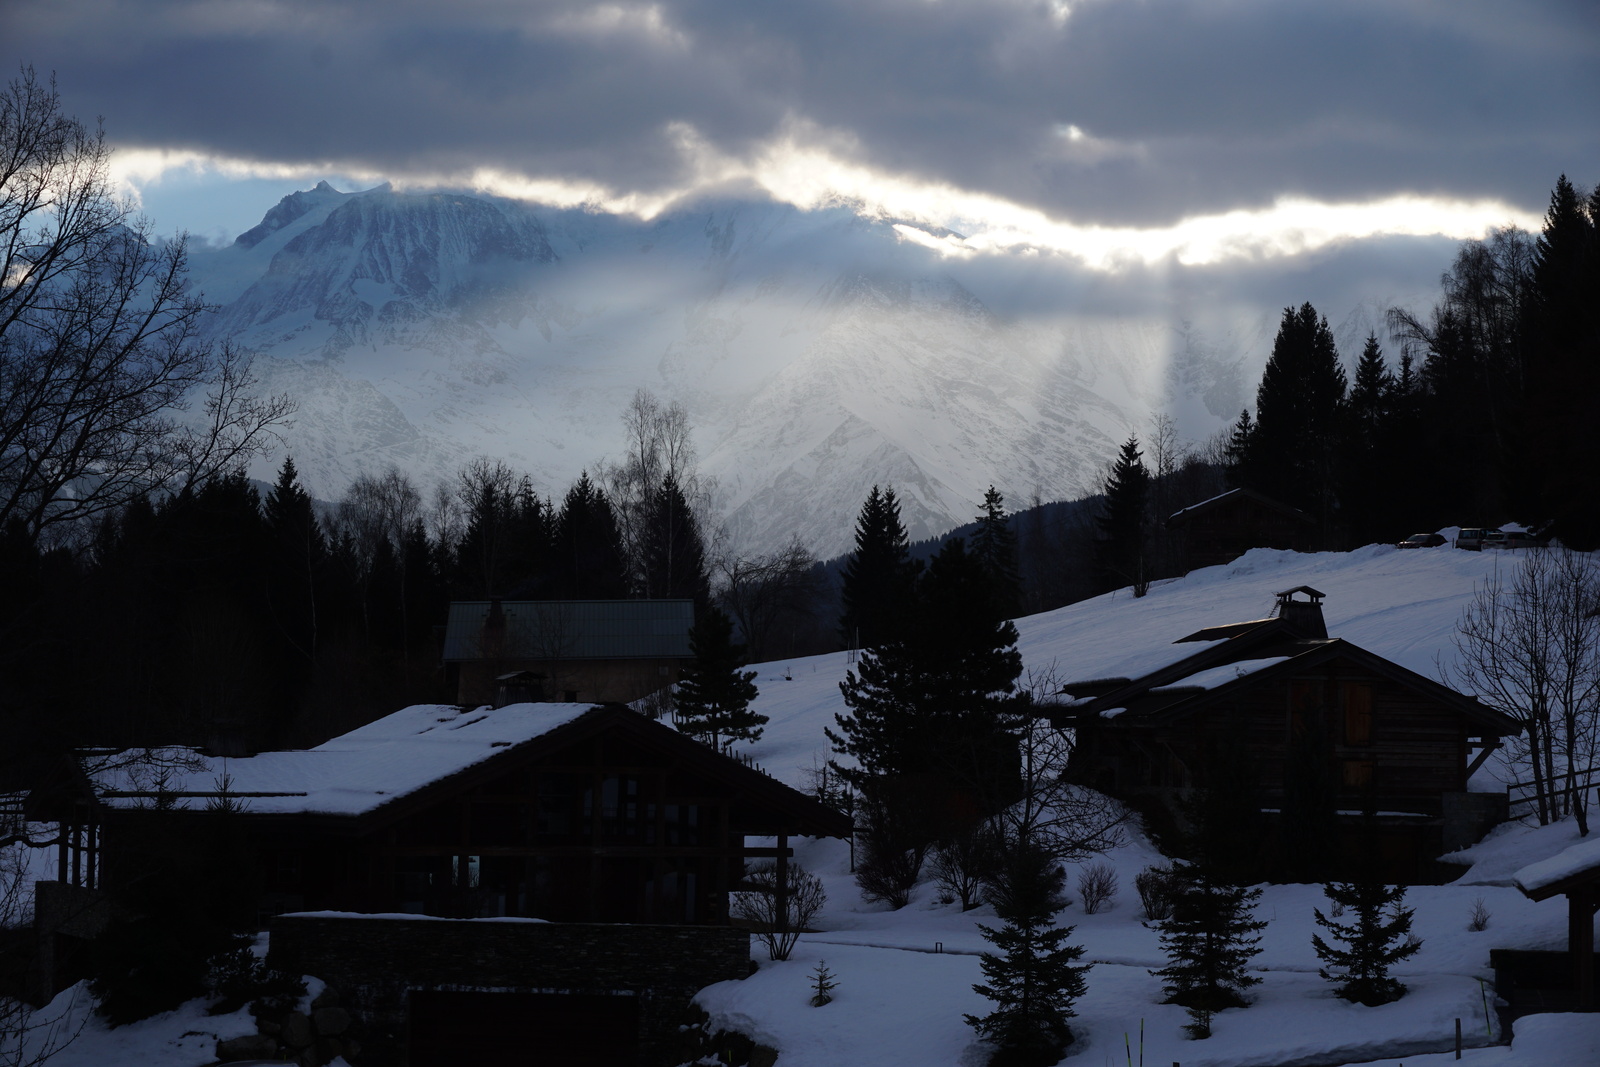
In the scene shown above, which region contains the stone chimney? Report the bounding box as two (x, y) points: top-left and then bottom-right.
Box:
(1274, 586), (1328, 639)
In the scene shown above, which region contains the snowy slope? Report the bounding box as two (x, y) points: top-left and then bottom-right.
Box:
(685, 542), (1600, 1067)
(737, 541), (1525, 794)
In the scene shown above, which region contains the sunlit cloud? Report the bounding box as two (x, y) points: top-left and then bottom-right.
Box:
(110, 119), (1542, 270)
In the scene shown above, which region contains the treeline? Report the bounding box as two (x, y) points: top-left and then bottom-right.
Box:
(0, 390), (833, 766)
(1226, 175), (1600, 549)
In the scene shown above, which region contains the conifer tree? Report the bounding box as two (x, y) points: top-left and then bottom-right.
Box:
(965, 841), (1090, 1066)
(839, 486), (920, 649)
(1151, 862), (1266, 1036)
(642, 472), (711, 606)
(552, 472), (629, 599)
(829, 538), (1023, 797)
(673, 605), (764, 745)
(1223, 409), (1255, 488)
(1242, 303), (1347, 528)
(1311, 878), (1421, 1006)
(1096, 437), (1151, 596)
(971, 486), (1022, 623)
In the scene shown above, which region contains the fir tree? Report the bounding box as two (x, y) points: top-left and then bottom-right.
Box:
(971, 486), (1022, 623)
(673, 605), (765, 745)
(965, 841), (1090, 1066)
(809, 960), (838, 1007)
(641, 472), (711, 606)
(552, 472), (629, 599)
(1096, 437), (1151, 596)
(1243, 302), (1347, 527)
(1223, 409), (1255, 488)
(828, 538), (1023, 797)
(1311, 879), (1421, 1006)
(1151, 862), (1266, 1027)
(839, 486), (920, 649)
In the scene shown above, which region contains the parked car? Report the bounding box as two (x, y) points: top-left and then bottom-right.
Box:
(1486, 530), (1546, 550)
(1456, 527), (1492, 550)
(1397, 532), (1447, 549)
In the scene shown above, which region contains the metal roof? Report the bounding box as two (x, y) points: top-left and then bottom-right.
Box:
(441, 599), (695, 661)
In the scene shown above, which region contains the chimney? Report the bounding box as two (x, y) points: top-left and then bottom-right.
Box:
(482, 597), (507, 659)
(1274, 586), (1328, 639)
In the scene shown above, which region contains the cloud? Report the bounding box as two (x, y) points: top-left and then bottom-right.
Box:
(7, 0), (1594, 238)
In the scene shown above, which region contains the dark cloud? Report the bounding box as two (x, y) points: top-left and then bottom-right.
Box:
(5, 0), (1595, 224)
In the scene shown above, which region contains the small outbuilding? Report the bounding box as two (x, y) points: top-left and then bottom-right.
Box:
(1166, 487), (1320, 569)
(441, 598), (695, 707)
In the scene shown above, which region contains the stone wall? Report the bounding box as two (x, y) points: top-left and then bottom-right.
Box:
(268, 915), (749, 1067)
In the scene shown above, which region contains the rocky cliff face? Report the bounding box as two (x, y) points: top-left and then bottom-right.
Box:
(189, 184), (1250, 556)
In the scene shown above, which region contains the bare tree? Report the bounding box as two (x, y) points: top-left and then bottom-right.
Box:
(995, 668), (1129, 861)
(717, 535), (823, 661)
(0, 69), (290, 543)
(732, 861), (826, 961)
(603, 388), (718, 593)
(1446, 548), (1600, 832)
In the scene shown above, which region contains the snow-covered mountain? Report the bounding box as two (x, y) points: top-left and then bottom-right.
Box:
(188, 183), (1259, 555)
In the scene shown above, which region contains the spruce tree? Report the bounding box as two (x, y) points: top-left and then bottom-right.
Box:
(641, 472), (711, 606)
(1242, 302), (1347, 527)
(1096, 437), (1151, 596)
(1223, 409), (1255, 488)
(552, 472), (629, 599)
(673, 605), (765, 745)
(965, 841), (1090, 1066)
(829, 538), (1023, 797)
(1311, 879), (1421, 1006)
(971, 486), (1022, 623)
(839, 486), (920, 649)
(1151, 861), (1266, 1033)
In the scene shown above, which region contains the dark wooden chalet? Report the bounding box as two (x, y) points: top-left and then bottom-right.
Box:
(1166, 487), (1319, 570)
(67, 702), (848, 925)
(41, 703), (850, 1065)
(1049, 587), (1520, 879)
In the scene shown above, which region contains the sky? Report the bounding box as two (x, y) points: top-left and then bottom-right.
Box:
(5, 0), (1595, 269)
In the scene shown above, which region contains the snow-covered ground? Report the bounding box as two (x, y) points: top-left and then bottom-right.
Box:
(690, 542), (1600, 1066)
(12, 541), (1600, 1066)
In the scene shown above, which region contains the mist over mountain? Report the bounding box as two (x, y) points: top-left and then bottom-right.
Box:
(186, 182), (1410, 557)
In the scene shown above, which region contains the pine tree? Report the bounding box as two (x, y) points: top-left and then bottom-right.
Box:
(1151, 861), (1266, 1029)
(673, 605), (765, 745)
(828, 538), (1023, 797)
(641, 472), (711, 606)
(1243, 303), (1347, 528)
(971, 486), (1022, 623)
(965, 841), (1090, 1066)
(1223, 409), (1255, 488)
(552, 472), (629, 599)
(839, 486), (920, 650)
(1311, 879), (1421, 1006)
(1096, 437), (1151, 596)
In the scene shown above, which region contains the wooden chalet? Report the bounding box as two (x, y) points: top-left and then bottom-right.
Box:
(1049, 587), (1520, 880)
(67, 702), (848, 926)
(1166, 487), (1319, 570)
(441, 599), (694, 707)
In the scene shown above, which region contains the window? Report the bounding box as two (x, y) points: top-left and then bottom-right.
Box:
(1343, 683), (1373, 746)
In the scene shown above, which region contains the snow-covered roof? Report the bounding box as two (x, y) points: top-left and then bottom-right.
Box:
(1150, 656), (1292, 693)
(1512, 836), (1600, 899)
(86, 703), (595, 817)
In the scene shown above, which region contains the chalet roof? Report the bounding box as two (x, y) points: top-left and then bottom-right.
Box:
(441, 599), (694, 662)
(1052, 606), (1519, 735)
(1513, 838), (1600, 901)
(83, 702), (850, 838)
(1165, 487), (1315, 528)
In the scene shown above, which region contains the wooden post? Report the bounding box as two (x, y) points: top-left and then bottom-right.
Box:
(1572, 885), (1595, 1011)
(775, 832), (790, 936)
(1455, 1016), (1461, 1058)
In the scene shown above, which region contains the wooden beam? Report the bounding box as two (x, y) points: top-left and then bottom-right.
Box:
(1464, 740), (1501, 781)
